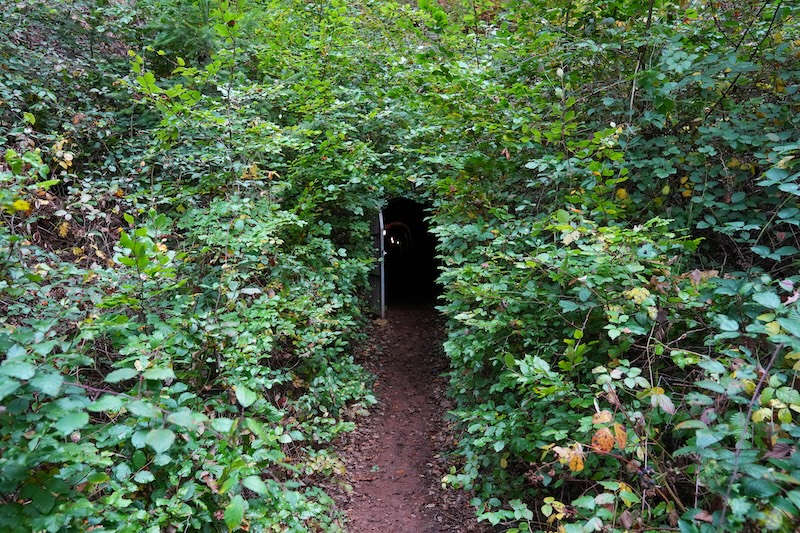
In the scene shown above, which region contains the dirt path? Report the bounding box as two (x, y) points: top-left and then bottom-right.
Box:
(332, 306), (485, 532)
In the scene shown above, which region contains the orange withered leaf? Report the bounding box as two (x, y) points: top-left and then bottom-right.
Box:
(592, 428), (614, 453)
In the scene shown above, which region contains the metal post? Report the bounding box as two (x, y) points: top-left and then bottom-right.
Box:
(369, 209), (386, 317)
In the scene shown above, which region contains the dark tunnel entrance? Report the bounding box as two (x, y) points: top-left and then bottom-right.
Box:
(382, 198), (439, 307)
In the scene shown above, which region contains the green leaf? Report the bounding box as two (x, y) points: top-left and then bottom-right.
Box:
(30, 372), (63, 396)
(619, 490), (640, 507)
(224, 494), (247, 530)
(55, 411), (89, 435)
(113, 463), (132, 481)
(105, 368), (138, 383)
(753, 292), (781, 309)
(695, 428), (723, 448)
(0, 376), (21, 401)
(742, 477), (780, 498)
(235, 385), (258, 408)
(572, 495), (595, 510)
(786, 490), (800, 512)
(242, 475), (268, 495)
(698, 359), (726, 374)
(87, 394), (124, 412)
(718, 316), (739, 332)
(131, 430), (148, 449)
(127, 400), (161, 418)
(167, 408), (197, 428)
(776, 387), (800, 405)
(0, 360), (35, 380)
(778, 317), (800, 337)
(143, 367), (176, 380)
(559, 300), (579, 312)
(212, 417), (235, 433)
(145, 428), (176, 454)
(133, 470), (155, 483)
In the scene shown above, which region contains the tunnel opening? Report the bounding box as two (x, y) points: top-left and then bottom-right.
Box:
(382, 198), (439, 307)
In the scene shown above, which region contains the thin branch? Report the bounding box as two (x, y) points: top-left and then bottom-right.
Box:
(703, 0), (784, 120)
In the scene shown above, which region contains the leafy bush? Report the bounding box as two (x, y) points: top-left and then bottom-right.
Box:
(0, 0), (383, 530)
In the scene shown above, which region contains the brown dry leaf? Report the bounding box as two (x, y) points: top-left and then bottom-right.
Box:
(764, 442), (796, 459)
(199, 471), (219, 493)
(606, 388), (622, 408)
(591, 428), (614, 453)
(688, 269), (719, 287)
(620, 509), (634, 529)
(693, 510), (713, 523)
(613, 423), (627, 449)
(592, 410), (613, 424)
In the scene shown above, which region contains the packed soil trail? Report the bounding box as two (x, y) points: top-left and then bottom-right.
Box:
(333, 306), (485, 532)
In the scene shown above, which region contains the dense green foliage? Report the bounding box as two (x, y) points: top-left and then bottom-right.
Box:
(0, 1), (384, 530)
(2, 0), (800, 531)
(413, 1), (800, 531)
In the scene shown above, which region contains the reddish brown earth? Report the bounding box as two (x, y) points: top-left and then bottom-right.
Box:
(332, 306), (486, 532)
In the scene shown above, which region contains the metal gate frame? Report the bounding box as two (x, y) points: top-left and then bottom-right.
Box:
(369, 209), (386, 317)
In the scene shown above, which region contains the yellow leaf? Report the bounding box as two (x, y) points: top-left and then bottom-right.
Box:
(765, 321), (782, 336)
(72, 247), (84, 257)
(624, 287), (651, 305)
(11, 199), (30, 212)
(58, 221), (69, 238)
(567, 444), (585, 472)
(752, 407), (772, 423)
(567, 452), (584, 472)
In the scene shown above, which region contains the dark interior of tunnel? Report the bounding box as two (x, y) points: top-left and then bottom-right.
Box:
(383, 198), (440, 306)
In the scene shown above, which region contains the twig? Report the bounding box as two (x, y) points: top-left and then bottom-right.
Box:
(628, 0), (655, 121)
(703, 0), (784, 120)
